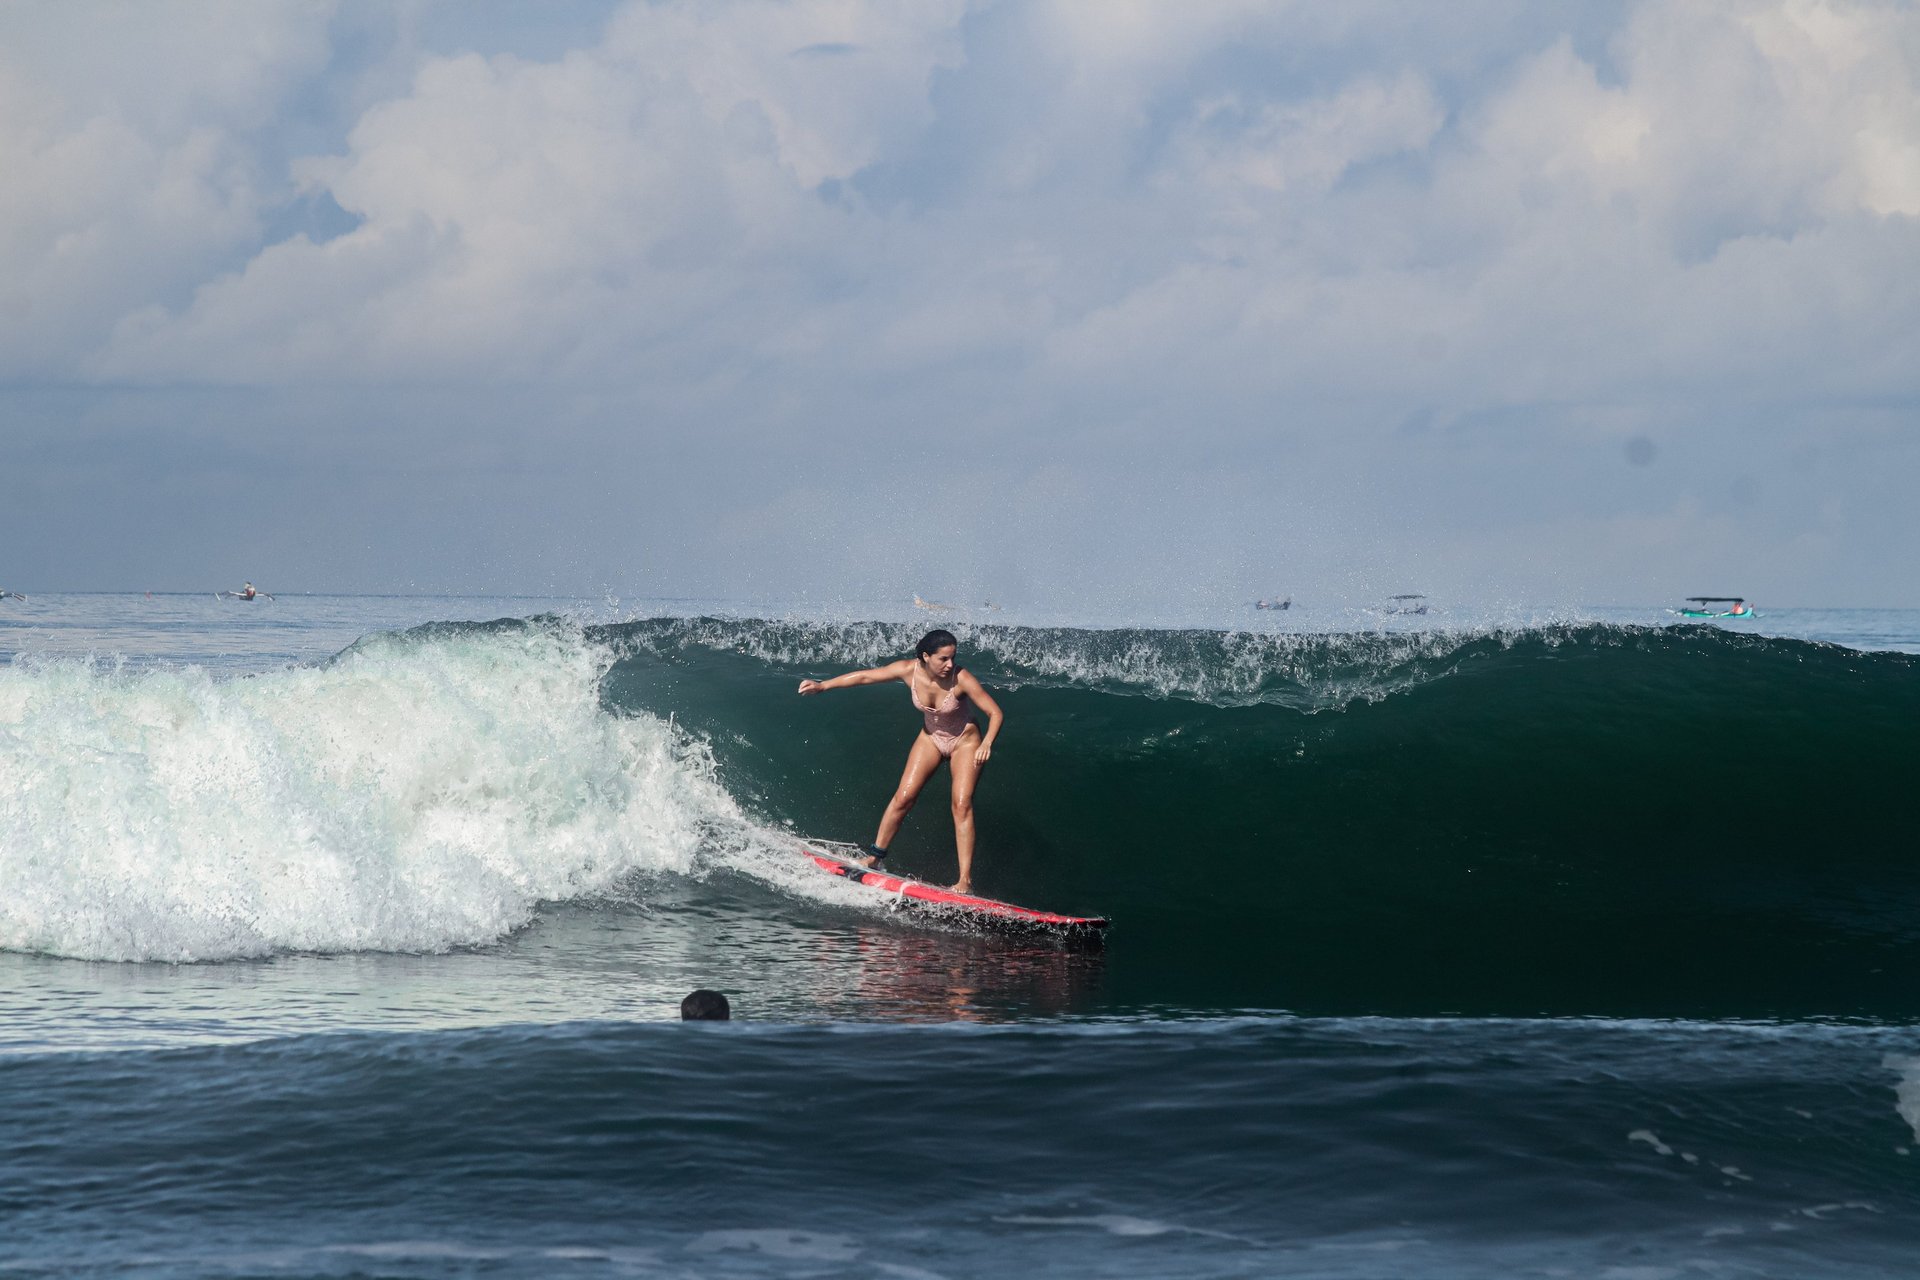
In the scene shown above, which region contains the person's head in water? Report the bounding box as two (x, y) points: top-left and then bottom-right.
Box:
(680, 989), (730, 1021)
(916, 629), (959, 679)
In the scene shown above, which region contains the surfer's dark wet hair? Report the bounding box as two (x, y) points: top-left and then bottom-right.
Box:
(917, 629), (958, 660)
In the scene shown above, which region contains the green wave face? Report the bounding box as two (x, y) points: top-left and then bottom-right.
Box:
(599, 618), (1920, 1021)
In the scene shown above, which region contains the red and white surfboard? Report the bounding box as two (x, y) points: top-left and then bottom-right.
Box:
(802, 849), (1108, 934)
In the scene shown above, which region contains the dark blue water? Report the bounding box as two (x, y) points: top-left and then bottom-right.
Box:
(6, 1020), (1916, 1277)
(2, 594), (1917, 1276)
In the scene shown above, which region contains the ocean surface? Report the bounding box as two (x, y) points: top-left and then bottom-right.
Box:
(2, 592), (1917, 1277)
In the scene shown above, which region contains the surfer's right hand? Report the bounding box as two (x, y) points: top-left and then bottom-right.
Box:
(798, 679), (823, 695)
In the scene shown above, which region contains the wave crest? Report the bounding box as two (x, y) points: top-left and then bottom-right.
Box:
(600, 615), (1862, 710)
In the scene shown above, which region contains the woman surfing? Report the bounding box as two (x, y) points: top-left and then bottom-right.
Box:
(798, 629), (1003, 893)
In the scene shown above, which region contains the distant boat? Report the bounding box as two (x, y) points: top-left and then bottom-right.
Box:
(1254, 598), (1290, 611)
(0, 589), (24, 601)
(1385, 594), (1428, 616)
(912, 595), (957, 613)
(1677, 596), (1754, 619)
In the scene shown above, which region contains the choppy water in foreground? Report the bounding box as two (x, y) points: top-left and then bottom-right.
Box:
(2, 593), (1916, 1276)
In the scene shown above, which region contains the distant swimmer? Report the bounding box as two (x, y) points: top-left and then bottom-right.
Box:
(680, 989), (731, 1021)
(799, 628), (1004, 895)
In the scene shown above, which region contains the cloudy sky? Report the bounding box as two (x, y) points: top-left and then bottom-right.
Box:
(3, 0), (1917, 608)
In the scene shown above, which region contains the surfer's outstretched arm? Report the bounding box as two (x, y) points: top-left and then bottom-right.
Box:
(798, 659), (913, 695)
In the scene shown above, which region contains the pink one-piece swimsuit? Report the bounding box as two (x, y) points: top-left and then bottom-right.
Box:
(910, 674), (974, 757)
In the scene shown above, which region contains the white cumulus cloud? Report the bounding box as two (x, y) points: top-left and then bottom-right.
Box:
(2, 0), (1918, 602)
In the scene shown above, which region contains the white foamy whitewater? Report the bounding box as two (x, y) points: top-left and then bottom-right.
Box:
(0, 624), (767, 962)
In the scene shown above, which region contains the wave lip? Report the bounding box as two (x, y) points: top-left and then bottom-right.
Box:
(602, 613), (1913, 710)
(0, 623), (746, 963)
(607, 614), (1512, 709)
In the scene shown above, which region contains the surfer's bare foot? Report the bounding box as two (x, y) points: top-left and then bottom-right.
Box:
(949, 881), (972, 894)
